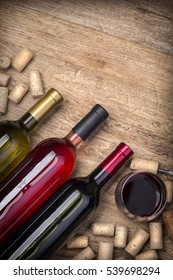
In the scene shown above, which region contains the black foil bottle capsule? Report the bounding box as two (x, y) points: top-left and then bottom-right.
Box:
(1, 142), (133, 260)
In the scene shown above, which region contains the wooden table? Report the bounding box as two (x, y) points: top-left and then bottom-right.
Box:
(0, 0), (173, 260)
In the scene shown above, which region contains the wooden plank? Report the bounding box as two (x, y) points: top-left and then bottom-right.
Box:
(1, 0), (172, 54)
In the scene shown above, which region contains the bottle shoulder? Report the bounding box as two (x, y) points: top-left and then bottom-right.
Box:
(0, 120), (30, 138)
(0, 120), (31, 181)
(33, 178), (97, 224)
(53, 177), (98, 201)
(0, 119), (23, 128)
(0, 120), (30, 153)
(33, 137), (76, 157)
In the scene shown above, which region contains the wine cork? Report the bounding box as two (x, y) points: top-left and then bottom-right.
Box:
(0, 86), (8, 114)
(0, 55), (11, 70)
(0, 72), (10, 86)
(164, 180), (173, 203)
(8, 83), (29, 104)
(98, 242), (114, 260)
(135, 250), (158, 260)
(149, 222), (163, 249)
(114, 226), (128, 248)
(130, 157), (158, 174)
(125, 229), (149, 257)
(67, 235), (88, 249)
(72, 247), (95, 260)
(12, 48), (34, 72)
(29, 69), (44, 98)
(91, 223), (114, 236)
(162, 210), (173, 241)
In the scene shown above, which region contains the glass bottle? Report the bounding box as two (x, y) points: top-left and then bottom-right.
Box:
(0, 104), (109, 249)
(0, 88), (63, 182)
(0, 142), (133, 260)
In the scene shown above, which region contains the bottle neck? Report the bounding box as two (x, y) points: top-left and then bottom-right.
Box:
(18, 88), (63, 132)
(18, 112), (38, 132)
(89, 166), (111, 189)
(65, 130), (84, 149)
(89, 143), (133, 189)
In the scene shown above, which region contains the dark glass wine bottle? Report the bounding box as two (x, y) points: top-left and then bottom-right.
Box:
(0, 142), (133, 260)
(0, 88), (63, 182)
(0, 104), (108, 249)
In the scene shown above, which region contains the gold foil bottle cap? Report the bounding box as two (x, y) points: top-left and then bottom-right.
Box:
(47, 88), (64, 103)
(28, 88), (64, 122)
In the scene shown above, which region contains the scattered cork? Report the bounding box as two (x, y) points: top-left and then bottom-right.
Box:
(162, 210), (173, 241)
(98, 242), (114, 260)
(91, 223), (114, 236)
(149, 222), (163, 249)
(130, 157), (158, 174)
(12, 48), (34, 72)
(135, 250), (158, 260)
(0, 55), (11, 70)
(67, 235), (88, 249)
(125, 228), (149, 257)
(72, 247), (95, 260)
(8, 83), (29, 104)
(0, 86), (8, 114)
(0, 72), (10, 86)
(164, 180), (173, 203)
(29, 69), (44, 98)
(114, 226), (128, 248)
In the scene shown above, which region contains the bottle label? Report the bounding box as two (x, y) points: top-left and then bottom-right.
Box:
(0, 151), (57, 213)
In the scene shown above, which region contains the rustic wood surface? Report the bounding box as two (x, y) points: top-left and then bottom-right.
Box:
(0, 0), (173, 260)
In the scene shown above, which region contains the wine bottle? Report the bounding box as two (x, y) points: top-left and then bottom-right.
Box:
(0, 104), (109, 249)
(0, 88), (63, 182)
(0, 142), (133, 260)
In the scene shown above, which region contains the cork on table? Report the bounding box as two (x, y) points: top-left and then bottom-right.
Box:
(0, 0), (173, 260)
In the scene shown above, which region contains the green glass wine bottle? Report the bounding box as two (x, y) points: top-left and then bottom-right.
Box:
(0, 88), (63, 182)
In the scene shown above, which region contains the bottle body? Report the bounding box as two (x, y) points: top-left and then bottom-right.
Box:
(0, 137), (76, 248)
(2, 178), (97, 260)
(0, 121), (30, 182)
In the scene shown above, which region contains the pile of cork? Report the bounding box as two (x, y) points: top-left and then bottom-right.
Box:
(0, 48), (45, 115)
(65, 157), (173, 260)
(64, 222), (161, 260)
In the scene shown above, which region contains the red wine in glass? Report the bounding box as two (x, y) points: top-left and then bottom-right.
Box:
(115, 172), (167, 222)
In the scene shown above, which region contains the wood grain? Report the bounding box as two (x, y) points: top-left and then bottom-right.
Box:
(0, 0), (173, 260)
